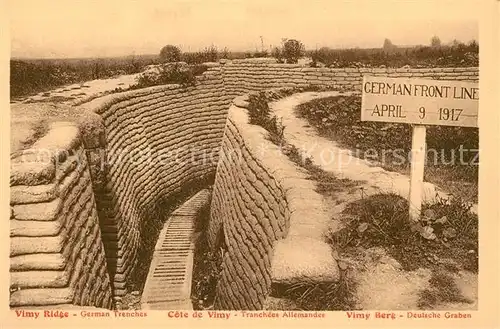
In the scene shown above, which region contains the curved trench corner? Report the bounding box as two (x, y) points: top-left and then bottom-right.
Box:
(10, 59), (479, 312)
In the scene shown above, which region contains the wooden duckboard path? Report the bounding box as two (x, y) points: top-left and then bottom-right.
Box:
(141, 189), (211, 310)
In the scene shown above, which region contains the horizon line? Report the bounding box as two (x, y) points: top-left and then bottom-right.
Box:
(10, 41), (479, 61)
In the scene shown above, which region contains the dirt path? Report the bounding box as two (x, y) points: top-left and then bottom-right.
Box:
(11, 74), (138, 106)
(270, 91), (477, 214)
(269, 92), (477, 311)
(10, 72), (140, 154)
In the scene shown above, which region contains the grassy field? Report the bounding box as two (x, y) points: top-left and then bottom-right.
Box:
(10, 50), (249, 99)
(10, 55), (157, 99)
(11, 42), (478, 100)
(308, 41), (478, 68)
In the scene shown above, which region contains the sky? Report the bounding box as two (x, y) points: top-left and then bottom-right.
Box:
(8, 0), (480, 59)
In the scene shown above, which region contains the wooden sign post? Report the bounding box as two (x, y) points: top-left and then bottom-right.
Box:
(409, 125), (427, 221)
(361, 76), (479, 222)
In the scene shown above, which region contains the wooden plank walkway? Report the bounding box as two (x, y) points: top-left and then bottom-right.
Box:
(141, 189), (211, 310)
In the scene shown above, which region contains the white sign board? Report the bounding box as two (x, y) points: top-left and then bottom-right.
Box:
(361, 76), (479, 128)
(360, 75), (479, 222)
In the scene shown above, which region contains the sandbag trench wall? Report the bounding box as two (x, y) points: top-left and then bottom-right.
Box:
(221, 58), (478, 94)
(10, 122), (113, 308)
(205, 59), (478, 310)
(9, 59), (479, 308)
(207, 93), (340, 310)
(79, 64), (231, 297)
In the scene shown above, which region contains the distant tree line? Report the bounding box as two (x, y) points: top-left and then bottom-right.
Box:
(310, 36), (478, 68)
(10, 35), (478, 99)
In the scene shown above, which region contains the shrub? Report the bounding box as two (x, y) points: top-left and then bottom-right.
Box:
(182, 45), (220, 64)
(247, 92), (272, 126)
(220, 47), (230, 59)
(271, 47), (284, 63)
(328, 193), (478, 272)
(282, 39), (305, 64)
(159, 45), (182, 63)
(383, 39), (397, 52)
(271, 39), (305, 64)
(131, 63), (207, 89)
(307, 40), (479, 68)
(430, 36), (442, 48)
(247, 91), (286, 144)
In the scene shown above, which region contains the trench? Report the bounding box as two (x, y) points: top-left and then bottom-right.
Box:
(112, 182), (214, 310)
(267, 92), (478, 310)
(140, 189), (212, 310)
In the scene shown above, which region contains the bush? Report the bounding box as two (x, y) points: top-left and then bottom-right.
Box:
(182, 45), (220, 64)
(282, 39), (305, 64)
(220, 47), (230, 59)
(328, 193), (478, 272)
(271, 47), (284, 63)
(159, 45), (182, 63)
(247, 91), (286, 144)
(308, 40), (479, 68)
(271, 39), (305, 64)
(131, 63), (207, 89)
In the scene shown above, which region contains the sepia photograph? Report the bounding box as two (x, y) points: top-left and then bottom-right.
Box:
(3, 0), (499, 327)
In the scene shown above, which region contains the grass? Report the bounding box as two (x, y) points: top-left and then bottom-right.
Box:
(191, 192), (225, 310)
(10, 56), (154, 98)
(271, 270), (358, 311)
(246, 89), (361, 197)
(245, 88), (360, 310)
(308, 42), (478, 68)
(417, 270), (472, 309)
(10, 119), (50, 156)
(285, 144), (359, 196)
(295, 95), (479, 203)
(326, 192), (477, 309)
(10, 47), (245, 99)
(23, 120), (49, 150)
(25, 95), (77, 103)
(244, 88), (477, 310)
(328, 193), (478, 274)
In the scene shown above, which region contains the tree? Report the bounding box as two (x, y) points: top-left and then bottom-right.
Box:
(450, 39), (462, 48)
(220, 47), (230, 59)
(468, 39), (479, 52)
(159, 45), (182, 63)
(271, 46), (283, 63)
(430, 36), (442, 48)
(383, 38), (396, 51)
(202, 45), (219, 62)
(282, 39), (305, 64)
(126, 55), (142, 74)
